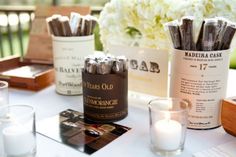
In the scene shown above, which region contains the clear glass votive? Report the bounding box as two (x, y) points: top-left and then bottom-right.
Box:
(0, 105), (36, 157)
(148, 98), (188, 156)
(0, 81), (9, 107)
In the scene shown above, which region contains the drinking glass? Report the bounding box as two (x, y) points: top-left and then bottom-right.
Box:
(148, 98), (188, 156)
(0, 105), (36, 157)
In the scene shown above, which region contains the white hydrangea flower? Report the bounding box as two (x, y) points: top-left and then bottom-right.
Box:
(99, 0), (236, 50)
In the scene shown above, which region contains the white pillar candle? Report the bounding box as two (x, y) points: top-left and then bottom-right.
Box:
(153, 119), (182, 150)
(2, 125), (35, 156)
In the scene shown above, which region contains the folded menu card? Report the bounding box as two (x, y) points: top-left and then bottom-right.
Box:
(193, 141), (236, 157)
(37, 109), (131, 155)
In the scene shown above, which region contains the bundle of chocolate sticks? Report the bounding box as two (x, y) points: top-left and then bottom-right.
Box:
(46, 12), (97, 37)
(84, 54), (128, 75)
(165, 16), (236, 51)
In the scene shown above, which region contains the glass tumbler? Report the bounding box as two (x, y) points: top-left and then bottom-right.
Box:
(0, 105), (36, 157)
(0, 81), (8, 107)
(148, 98), (188, 156)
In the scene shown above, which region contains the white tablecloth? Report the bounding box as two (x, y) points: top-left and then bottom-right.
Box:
(8, 70), (236, 157)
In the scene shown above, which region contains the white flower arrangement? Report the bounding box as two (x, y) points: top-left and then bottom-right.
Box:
(99, 0), (236, 49)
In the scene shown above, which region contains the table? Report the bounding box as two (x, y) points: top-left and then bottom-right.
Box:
(8, 70), (236, 157)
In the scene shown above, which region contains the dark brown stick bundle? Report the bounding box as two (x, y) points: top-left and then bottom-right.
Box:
(46, 13), (98, 37)
(166, 17), (236, 51)
(84, 54), (128, 75)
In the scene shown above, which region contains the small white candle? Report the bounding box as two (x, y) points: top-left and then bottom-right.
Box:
(0, 97), (8, 117)
(0, 97), (6, 106)
(0, 117), (12, 157)
(2, 125), (35, 156)
(153, 117), (182, 150)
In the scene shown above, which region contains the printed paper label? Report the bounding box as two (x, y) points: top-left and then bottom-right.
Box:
(53, 36), (94, 95)
(108, 45), (168, 97)
(170, 49), (230, 129)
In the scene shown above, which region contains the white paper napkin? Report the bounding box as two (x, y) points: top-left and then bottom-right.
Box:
(193, 141), (236, 157)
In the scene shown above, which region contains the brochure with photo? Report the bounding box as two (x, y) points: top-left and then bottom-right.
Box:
(37, 109), (131, 155)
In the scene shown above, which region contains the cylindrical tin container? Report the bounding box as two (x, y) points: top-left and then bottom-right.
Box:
(52, 35), (94, 95)
(82, 70), (128, 123)
(170, 49), (230, 129)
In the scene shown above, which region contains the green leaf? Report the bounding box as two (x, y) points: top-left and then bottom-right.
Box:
(125, 26), (142, 38)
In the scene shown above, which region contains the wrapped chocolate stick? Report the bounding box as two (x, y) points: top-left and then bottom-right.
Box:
(76, 18), (85, 36)
(214, 17), (228, 50)
(202, 19), (218, 51)
(112, 60), (124, 73)
(51, 14), (63, 36)
(86, 60), (97, 74)
(59, 16), (72, 36)
(84, 54), (127, 75)
(180, 16), (195, 50)
(165, 20), (182, 49)
(84, 18), (92, 36)
(104, 58), (114, 68)
(69, 12), (82, 36)
(46, 17), (55, 35)
(84, 57), (90, 70)
(196, 20), (205, 51)
(97, 60), (112, 74)
(79, 18), (86, 36)
(86, 15), (98, 35)
(117, 56), (128, 71)
(219, 23), (236, 50)
(84, 55), (97, 71)
(46, 15), (61, 36)
(76, 19), (83, 36)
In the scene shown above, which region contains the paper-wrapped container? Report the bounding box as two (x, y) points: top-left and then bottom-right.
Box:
(170, 49), (230, 129)
(82, 70), (128, 123)
(52, 35), (94, 95)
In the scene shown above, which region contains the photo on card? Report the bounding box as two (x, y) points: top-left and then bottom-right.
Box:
(36, 109), (131, 155)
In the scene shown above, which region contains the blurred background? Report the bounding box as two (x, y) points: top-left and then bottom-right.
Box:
(0, 0), (106, 58)
(0, 0), (235, 68)
(0, 0), (109, 6)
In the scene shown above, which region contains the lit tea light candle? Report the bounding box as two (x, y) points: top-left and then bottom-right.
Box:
(153, 112), (182, 150)
(2, 124), (35, 156)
